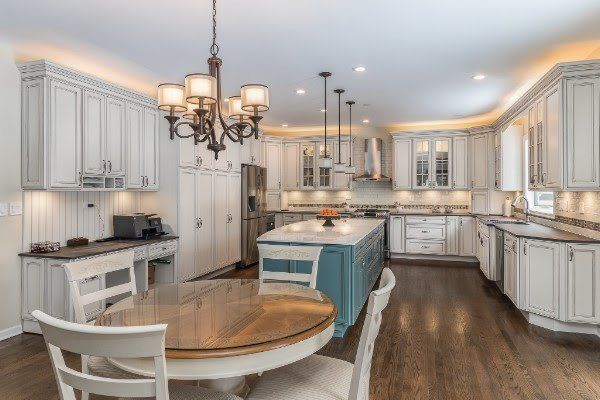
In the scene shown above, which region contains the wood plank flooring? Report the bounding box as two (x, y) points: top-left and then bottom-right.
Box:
(2, 261), (599, 399)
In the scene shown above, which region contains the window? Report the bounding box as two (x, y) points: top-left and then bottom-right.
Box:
(523, 136), (554, 216)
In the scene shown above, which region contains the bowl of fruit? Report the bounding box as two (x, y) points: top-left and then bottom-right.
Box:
(317, 208), (341, 227)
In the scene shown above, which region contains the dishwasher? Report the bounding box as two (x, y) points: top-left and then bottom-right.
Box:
(492, 227), (504, 292)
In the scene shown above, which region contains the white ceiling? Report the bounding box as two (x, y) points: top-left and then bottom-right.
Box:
(2, 0), (600, 131)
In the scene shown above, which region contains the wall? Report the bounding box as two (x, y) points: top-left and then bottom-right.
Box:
(0, 44), (23, 336)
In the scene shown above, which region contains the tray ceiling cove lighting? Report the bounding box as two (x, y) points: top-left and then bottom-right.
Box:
(157, 0), (269, 160)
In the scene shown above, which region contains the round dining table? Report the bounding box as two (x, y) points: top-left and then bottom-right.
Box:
(96, 279), (337, 396)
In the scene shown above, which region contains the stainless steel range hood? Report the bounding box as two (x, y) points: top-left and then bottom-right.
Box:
(353, 138), (391, 181)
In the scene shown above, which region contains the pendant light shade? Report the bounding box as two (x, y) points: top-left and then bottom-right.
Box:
(241, 84), (270, 112)
(158, 84), (186, 112)
(345, 100), (356, 174)
(185, 73), (217, 105)
(319, 72), (332, 169)
(228, 96), (251, 119)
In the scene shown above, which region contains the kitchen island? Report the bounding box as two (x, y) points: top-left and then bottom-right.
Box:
(257, 218), (386, 337)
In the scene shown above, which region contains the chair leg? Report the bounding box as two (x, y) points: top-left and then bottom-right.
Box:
(81, 355), (90, 400)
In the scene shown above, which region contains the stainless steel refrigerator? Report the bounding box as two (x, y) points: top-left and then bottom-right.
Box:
(240, 164), (274, 268)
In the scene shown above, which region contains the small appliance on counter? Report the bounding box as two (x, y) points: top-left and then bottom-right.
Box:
(113, 213), (165, 239)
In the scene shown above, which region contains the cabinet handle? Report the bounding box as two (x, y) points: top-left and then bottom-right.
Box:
(512, 242), (516, 252)
(421, 230), (430, 233)
(523, 242), (527, 255)
(78, 171), (82, 185)
(102, 160), (106, 174)
(421, 245), (430, 249)
(198, 156), (203, 167)
(196, 218), (200, 228)
(279, 181), (281, 189)
(107, 160), (112, 173)
(569, 247), (574, 261)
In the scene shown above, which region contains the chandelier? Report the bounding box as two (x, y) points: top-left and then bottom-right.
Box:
(157, 0), (269, 159)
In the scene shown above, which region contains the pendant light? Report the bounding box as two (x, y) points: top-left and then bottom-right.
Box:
(333, 88), (346, 172)
(318, 72), (332, 169)
(345, 100), (357, 174)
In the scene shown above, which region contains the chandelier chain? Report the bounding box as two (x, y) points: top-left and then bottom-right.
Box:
(210, 0), (219, 56)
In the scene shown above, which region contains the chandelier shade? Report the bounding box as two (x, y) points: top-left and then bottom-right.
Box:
(228, 96), (251, 119)
(185, 73), (217, 104)
(157, 84), (186, 112)
(241, 84), (270, 112)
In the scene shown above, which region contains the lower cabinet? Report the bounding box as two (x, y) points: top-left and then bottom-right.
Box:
(446, 216), (459, 255)
(566, 243), (600, 324)
(521, 239), (561, 319)
(213, 172), (242, 269)
(503, 234), (519, 305)
(458, 216), (476, 256)
(389, 216), (405, 253)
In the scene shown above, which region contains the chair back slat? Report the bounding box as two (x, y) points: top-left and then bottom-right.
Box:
(258, 244), (322, 289)
(33, 310), (170, 400)
(349, 268), (396, 400)
(64, 250), (136, 324)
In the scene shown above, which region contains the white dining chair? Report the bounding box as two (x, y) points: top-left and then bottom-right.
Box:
(63, 251), (141, 400)
(32, 310), (242, 400)
(257, 243), (323, 289)
(246, 267), (396, 400)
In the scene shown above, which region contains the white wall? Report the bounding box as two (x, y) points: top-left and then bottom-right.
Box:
(0, 44), (23, 335)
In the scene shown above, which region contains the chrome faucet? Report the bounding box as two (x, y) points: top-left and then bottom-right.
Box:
(511, 195), (530, 223)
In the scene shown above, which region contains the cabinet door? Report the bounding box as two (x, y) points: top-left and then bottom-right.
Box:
(543, 84), (562, 188)
(300, 143), (316, 189)
(266, 191), (281, 211)
(333, 141), (351, 189)
(227, 173), (242, 265)
(432, 138), (451, 189)
(452, 137), (469, 189)
(459, 216), (475, 256)
(22, 258), (45, 321)
(523, 239), (561, 318)
(82, 90), (105, 175)
(527, 104), (538, 188)
(22, 80), (46, 189)
(213, 172), (230, 268)
(317, 143), (333, 188)
(446, 216), (459, 255)
(471, 133), (488, 189)
(481, 235), (490, 279)
(178, 124), (198, 169)
(228, 142), (241, 173)
(196, 170), (214, 276)
(283, 142), (300, 190)
(127, 103), (144, 189)
(251, 136), (262, 166)
(389, 216), (405, 253)
(471, 190), (489, 215)
(566, 244), (600, 324)
(393, 139), (412, 189)
(105, 97), (126, 176)
(265, 142), (281, 190)
(504, 245), (517, 305)
(49, 79), (82, 188)
(535, 97), (545, 190)
(178, 169), (198, 281)
(566, 77), (600, 189)
(46, 262), (69, 320)
(143, 107), (159, 189)
(240, 137), (253, 165)
(413, 139), (431, 189)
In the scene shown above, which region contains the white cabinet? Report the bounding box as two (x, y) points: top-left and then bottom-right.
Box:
(494, 124), (523, 191)
(227, 173), (242, 265)
(476, 221), (491, 278)
(333, 141), (352, 189)
(265, 141), (281, 191)
(300, 143), (316, 189)
(21, 80), (45, 188)
(143, 107), (159, 189)
(522, 239), (561, 319)
(542, 83), (562, 189)
(565, 77), (600, 189)
(241, 135), (262, 166)
(458, 216), (475, 256)
(452, 137), (469, 189)
(266, 191), (281, 211)
(471, 190), (489, 215)
(282, 142), (300, 190)
(21, 258), (45, 322)
(127, 103), (144, 189)
(412, 138), (451, 189)
(392, 139), (412, 190)
(503, 234), (519, 305)
(49, 79), (83, 188)
(471, 133), (488, 189)
(446, 216), (459, 255)
(213, 172), (241, 269)
(566, 243), (600, 324)
(227, 142), (241, 173)
(389, 216), (405, 254)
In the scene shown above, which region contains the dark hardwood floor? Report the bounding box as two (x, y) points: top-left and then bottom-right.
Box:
(2, 261), (599, 399)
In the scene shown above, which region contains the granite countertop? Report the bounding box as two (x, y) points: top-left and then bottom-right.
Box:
(278, 208), (353, 214)
(475, 215), (523, 225)
(19, 235), (179, 259)
(258, 218), (385, 245)
(492, 223), (599, 243)
(389, 210), (473, 216)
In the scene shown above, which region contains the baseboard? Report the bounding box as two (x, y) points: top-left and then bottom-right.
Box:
(391, 254), (479, 267)
(0, 324), (23, 342)
(197, 264), (237, 280)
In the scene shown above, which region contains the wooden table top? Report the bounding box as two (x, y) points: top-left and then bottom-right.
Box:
(96, 280), (337, 359)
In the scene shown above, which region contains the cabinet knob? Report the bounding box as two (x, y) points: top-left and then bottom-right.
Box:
(102, 160), (106, 174)
(569, 247), (574, 261)
(107, 160), (112, 173)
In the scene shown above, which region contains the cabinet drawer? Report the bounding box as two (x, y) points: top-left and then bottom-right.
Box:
(406, 225), (446, 240)
(406, 216), (446, 225)
(302, 213), (317, 221)
(283, 214), (302, 224)
(148, 240), (178, 259)
(132, 247), (147, 261)
(406, 240), (445, 255)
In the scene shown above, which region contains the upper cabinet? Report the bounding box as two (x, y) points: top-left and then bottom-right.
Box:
(265, 141), (281, 191)
(493, 122), (523, 191)
(471, 133), (488, 190)
(240, 134), (262, 167)
(412, 138), (451, 189)
(392, 138), (411, 190)
(452, 136), (469, 189)
(20, 60), (159, 191)
(282, 142), (300, 190)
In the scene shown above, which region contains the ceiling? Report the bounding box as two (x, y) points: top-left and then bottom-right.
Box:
(2, 0), (600, 132)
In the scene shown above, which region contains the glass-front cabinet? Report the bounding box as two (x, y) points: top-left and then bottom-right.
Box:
(300, 143), (316, 189)
(317, 143), (333, 188)
(412, 138), (452, 189)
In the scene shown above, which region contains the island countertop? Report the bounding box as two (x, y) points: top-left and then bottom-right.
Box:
(258, 218), (385, 246)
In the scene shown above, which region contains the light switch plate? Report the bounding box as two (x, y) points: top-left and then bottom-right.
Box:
(9, 202), (22, 216)
(0, 203), (8, 217)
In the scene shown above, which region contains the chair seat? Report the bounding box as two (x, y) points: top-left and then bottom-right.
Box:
(246, 354), (353, 400)
(88, 356), (142, 379)
(124, 383), (244, 400)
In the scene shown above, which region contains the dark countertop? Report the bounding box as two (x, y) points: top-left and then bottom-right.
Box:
(389, 211), (474, 216)
(19, 235), (178, 259)
(493, 223), (599, 243)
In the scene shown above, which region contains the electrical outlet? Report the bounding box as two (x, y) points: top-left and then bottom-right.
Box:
(0, 202), (8, 217)
(9, 202), (22, 216)
(83, 202), (95, 210)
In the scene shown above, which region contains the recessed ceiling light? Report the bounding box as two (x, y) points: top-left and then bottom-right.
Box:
(362, 119), (370, 124)
(295, 89), (306, 95)
(282, 123), (288, 127)
(224, 98), (229, 102)
(472, 74), (486, 80)
(353, 66), (366, 72)
(320, 109), (327, 112)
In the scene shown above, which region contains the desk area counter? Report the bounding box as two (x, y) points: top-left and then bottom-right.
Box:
(258, 218), (386, 337)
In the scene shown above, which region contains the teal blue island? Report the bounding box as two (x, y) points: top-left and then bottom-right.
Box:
(257, 218), (386, 337)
